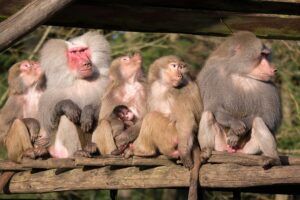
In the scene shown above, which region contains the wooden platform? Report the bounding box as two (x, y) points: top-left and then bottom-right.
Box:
(1, 152), (300, 194)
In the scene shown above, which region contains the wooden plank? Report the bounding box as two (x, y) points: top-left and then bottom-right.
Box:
(209, 152), (300, 166)
(1, 1), (300, 40)
(0, 153), (299, 171)
(0, 161), (28, 171)
(21, 158), (76, 169)
(2, 0), (300, 16)
(48, 3), (300, 40)
(5, 164), (300, 194)
(75, 156), (176, 167)
(0, 156), (176, 170)
(86, 0), (300, 15)
(0, 0), (74, 52)
(0, 0), (32, 16)
(200, 164), (300, 188)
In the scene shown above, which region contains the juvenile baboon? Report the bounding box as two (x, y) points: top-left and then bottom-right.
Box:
(125, 55), (203, 200)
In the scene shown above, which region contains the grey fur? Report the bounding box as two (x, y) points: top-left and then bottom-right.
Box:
(38, 31), (111, 135)
(197, 31), (281, 134)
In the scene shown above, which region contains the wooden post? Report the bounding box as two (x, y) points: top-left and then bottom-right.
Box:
(0, 0), (74, 52)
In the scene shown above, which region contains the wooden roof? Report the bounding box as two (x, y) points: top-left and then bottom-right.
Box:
(1, 0), (300, 40)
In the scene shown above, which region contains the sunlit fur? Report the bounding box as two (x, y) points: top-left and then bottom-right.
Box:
(38, 31), (111, 135)
(197, 31), (281, 165)
(92, 53), (146, 155)
(0, 61), (46, 162)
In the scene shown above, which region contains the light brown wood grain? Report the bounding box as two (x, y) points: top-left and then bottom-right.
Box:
(0, 0), (73, 51)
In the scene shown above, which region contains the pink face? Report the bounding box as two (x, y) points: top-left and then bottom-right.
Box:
(249, 57), (277, 82)
(67, 47), (93, 78)
(20, 60), (41, 75)
(19, 60), (42, 86)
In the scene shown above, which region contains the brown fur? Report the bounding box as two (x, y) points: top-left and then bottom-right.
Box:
(91, 53), (147, 155)
(0, 60), (47, 162)
(126, 55), (203, 200)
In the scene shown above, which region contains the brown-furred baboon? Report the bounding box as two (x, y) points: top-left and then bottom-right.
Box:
(91, 53), (147, 155)
(125, 55), (203, 200)
(0, 60), (47, 162)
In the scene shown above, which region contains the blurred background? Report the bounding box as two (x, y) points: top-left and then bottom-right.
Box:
(0, 26), (299, 199)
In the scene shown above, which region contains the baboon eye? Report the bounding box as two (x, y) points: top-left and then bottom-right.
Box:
(21, 63), (31, 69)
(170, 63), (177, 68)
(260, 52), (271, 62)
(122, 57), (130, 61)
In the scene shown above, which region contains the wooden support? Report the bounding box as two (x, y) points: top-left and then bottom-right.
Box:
(0, 152), (300, 171)
(1, 163), (300, 194)
(0, 153), (299, 194)
(0, 0), (74, 52)
(74, 155), (176, 167)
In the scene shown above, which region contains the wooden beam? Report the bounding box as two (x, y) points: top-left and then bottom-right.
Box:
(2, 0), (300, 16)
(74, 155), (176, 167)
(0, 0), (33, 17)
(0, 153), (300, 194)
(1, 0), (300, 40)
(4, 164), (300, 194)
(0, 0), (74, 52)
(48, 3), (300, 40)
(89, 0), (300, 15)
(0, 152), (300, 171)
(209, 152), (300, 166)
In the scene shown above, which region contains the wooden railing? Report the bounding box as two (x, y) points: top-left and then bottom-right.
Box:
(0, 152), (299, 194)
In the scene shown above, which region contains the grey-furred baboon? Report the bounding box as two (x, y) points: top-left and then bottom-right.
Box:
(38, 31), (111, 158)
(197, 31), (282, 167)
